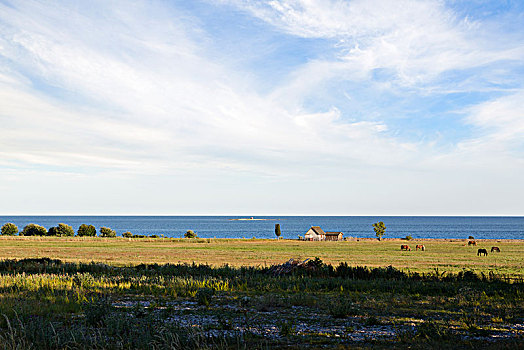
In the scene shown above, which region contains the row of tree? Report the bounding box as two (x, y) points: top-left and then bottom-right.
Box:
(1, 223), (116, 237)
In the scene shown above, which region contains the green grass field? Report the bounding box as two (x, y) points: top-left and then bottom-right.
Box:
(0, 236), (522, 348)
(0, 236), (522, 277)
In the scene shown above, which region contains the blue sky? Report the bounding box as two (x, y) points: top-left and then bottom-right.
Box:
(0, 0), (523, 215)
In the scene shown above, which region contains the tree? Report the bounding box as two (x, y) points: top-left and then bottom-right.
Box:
(1, 223), (18, 236)
(21, 224), (47, 236)
(77, 224), (97, 237)
(48, 223), (74, 237)
(372, 221), (386, 241)
(184, 230), (197, 238)
(48, 226), (58, 236)
(275, 224), (281, 239)
(99, 227), (116, 238)
(122, 231), (133, 238)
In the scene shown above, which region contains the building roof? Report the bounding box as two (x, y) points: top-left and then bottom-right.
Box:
(325, 232), (343, 236)
(307, 226), (326, 236)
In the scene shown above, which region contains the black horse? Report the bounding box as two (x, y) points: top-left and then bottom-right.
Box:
(477, 248), (488, 256)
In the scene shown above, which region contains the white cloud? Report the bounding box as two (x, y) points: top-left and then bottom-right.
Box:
(1, 0), (421, 178)
(231, 0), (524, 92)
(0, 0), (523, 214)
(459, 91), (524, 158)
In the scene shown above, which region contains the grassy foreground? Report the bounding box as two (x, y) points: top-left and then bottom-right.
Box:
(0, 258), (522, 349)
(0, 236), (522, 277)
(0, 237), (522, 349)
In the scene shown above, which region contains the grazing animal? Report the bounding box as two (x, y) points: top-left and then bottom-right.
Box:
(477, 248), (488, 256)
(468, 240), (477, 246)
(491, 246), (501, 252)
(416, 244), (425, 251)
(400, 245), (411, 251)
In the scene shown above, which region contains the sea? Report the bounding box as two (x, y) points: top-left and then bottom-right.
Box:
(0, 216), (523, 240)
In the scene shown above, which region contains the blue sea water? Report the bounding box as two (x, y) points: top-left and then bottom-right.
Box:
(0, 216), (522, 240)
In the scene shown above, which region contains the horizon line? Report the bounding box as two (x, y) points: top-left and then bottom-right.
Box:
(1, 213), (523, 217)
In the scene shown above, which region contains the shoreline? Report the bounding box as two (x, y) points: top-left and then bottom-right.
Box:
(0, 236), (522, 242)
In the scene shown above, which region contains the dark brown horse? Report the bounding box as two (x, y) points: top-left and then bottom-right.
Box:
(491, 247), (501, 252)
(468, 240), (477, 246)
(415, 244), (425, 251)
(400, 245), (411, 251)
(477, 248), (488, 256)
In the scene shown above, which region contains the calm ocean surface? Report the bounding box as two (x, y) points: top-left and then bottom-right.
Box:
(0, 216), (523, 239)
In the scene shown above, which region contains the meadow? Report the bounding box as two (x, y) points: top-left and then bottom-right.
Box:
(0, 237), (522, 349)
(0, 236), (522, 276)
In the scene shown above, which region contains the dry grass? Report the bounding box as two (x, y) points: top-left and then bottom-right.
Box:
(0, 236), (522, 277)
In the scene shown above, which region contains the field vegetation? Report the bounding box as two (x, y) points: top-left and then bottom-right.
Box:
(0, 236), (521, 277)
(0, 235), (522, 348)
(0, 257), (521, 349)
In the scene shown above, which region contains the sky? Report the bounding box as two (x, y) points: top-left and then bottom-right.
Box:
(0, 0), (523, 216)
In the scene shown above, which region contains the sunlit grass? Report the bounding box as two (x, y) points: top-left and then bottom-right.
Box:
(0, 236), (522, 277)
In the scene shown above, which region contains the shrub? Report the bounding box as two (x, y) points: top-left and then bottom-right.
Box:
(77, 224), (96, 237)
(1, 223), (18, 236)
(122, 231), (133, 238)
(48, 223), (75, 237)
(21, 224), (47, 236)
(372, 221), (386, 240)
(469, 235), (475, 240)
(184, 230), (197, 239)
(275, 224), (281, 239)
(405, 235), (413, 241)
(99, 227), (116, 238)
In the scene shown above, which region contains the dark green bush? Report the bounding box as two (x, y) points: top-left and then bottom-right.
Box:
(122, 231), (133, 238)
(21, 224), (47, 236)
(1, 223), (18, 236)
(48, 223), (74, 237)
(184, 230), (197, 238)
(99, 227), (116, 238)
(77, 224), (96, 237)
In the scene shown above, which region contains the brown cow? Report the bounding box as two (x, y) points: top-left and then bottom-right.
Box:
(401, 245), (411, 251)
(491, 246), (501, 252)
(468, 240), (477, 246)
(416, 244), (425, 251)
(477, 248), (488, 256)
